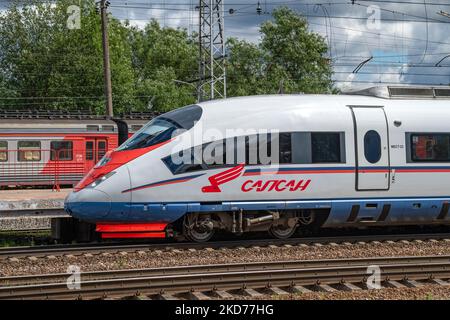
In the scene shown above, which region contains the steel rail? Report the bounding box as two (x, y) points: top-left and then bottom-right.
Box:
(1, 255), (450, 287)
(1, 232), (450, 260)
(1, 256), (450, 299)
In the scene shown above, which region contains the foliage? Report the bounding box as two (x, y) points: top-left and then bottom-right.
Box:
(227, 7), (333, 96)
(129, 20), (198, 111)
(0, 3), (333, 114)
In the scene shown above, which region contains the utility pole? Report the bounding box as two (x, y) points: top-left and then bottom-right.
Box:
(100, 0), (113, 117)
(198, 0), (226, 102)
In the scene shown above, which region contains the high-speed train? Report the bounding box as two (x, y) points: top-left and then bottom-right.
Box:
(65, 86), (450, 242)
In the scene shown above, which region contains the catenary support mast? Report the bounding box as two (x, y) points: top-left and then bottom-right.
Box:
(198, 0), (226, 102)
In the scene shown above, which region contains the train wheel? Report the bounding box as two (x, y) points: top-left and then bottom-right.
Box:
(268, 224), (297, 239)
(183, 214), (215, 242)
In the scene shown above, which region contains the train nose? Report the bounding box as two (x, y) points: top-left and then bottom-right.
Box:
(65, 189), (112, 221)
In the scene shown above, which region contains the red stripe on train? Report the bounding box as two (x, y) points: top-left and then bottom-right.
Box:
(243, 169), (355, 176)
(96, 223), (168, 232)
(101, 232), (166, 239)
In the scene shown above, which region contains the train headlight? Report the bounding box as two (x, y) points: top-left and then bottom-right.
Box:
(88, 171), (116, 188)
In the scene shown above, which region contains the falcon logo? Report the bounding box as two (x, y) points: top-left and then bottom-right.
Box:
(202, 164), (245, 193)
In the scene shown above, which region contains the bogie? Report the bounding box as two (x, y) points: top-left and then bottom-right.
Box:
(180, 210), (323, 242)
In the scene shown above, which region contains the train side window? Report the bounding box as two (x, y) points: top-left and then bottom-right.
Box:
(203, 140), (226, 168)
(411, 133), (450, 162)
(364, 130), (381, 164)
(162, 146), (205, 174)
(97, 141), (107, 161)
(86, 141), (94, 160)
(244, 136), (255, 165)
(278, 133), (292, 164)
(18, 141), (41, 161)
(311, 133), (341, 163)
(235, 134), (271, 165)
(0, 141), (7, 162)
(118, 105), (202, 151)
(50, 141), (73, 161)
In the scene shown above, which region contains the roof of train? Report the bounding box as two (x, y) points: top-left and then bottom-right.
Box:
(2, 85), (449, 128)
(198, 86), (450, 110)
(0, 110), (157, 133)
(199, 93), (448, 111)
(193, 91), (450, 132)
(0, 108), (159, 120)
(0, 110), (157, 125)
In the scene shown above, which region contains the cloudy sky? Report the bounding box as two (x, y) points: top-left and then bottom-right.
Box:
(4, 0), (450, 89)
(107, 0), (450, 89)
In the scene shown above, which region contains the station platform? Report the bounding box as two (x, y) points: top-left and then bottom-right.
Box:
(0, 188), (72, 231)
(0, 188), (70, 202)
(0, 188), (70, 218)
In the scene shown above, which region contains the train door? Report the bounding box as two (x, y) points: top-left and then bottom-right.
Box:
(350, 106), (390, 191)
(84, 138), (108, 172)
(85, 139), (96, 172)
(96, 139), (107, 162)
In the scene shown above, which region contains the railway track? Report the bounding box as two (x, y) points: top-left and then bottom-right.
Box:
(1, 232), (450, 260)
(1, 255), (450, 299)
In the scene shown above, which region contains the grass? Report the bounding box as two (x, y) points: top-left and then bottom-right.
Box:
(0, 230), (52, 247)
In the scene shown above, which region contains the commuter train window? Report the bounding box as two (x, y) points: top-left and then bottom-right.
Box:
(364, 130), (381, 164)
(0, 141), (7, 162)
(411, 134), (450, 162)
(50, 141), (73, 161)
(87, 125), (99, 132)
(118, 105), (202, 151)
(102, 125), (114, 132)
(311, 133), (341, 163)
(18, 141), (41, 162)
(97, 141), (107, 161)
(86, 141), (94, 160)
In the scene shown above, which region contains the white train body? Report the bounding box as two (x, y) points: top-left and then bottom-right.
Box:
(65, 86), (450, 240)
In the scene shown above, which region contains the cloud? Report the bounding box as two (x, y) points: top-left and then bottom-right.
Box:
(2, 0), (450, 89)
(105, 0), (450, 89)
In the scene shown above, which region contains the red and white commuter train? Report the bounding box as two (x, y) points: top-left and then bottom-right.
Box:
(65, 86), (450, 241)
(0, 110), (152, 188)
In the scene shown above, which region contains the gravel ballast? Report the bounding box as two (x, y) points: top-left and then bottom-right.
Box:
(246, 285), (450, 300)
(0, 217), (50, 231)
(1, 239), (450, 277)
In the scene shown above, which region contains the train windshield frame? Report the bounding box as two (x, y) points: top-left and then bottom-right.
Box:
(117, 105), (202, 151)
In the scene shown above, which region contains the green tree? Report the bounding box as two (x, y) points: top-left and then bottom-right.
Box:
(226, 38), (267, 96)
(0, 0), (139, 114)
(129, 21), (197, 111)
(0, 3), (333, 114)
(227, 7), (333, 96)
(138, 67), (196, 112)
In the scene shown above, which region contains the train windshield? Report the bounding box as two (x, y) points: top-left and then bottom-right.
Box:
(117, 105), (202, 151)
